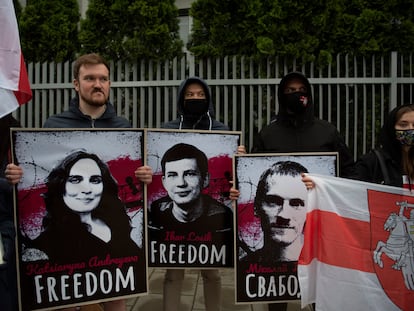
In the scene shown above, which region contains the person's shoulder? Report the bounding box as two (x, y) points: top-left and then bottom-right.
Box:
(43, 110), (77, 128)
(309, 119), (342, 138)
(100, 103), (131, 128)
(161, 119), (180, 129)
(109, 115), (131, 128)
(312, 118), (338, 131)
(358, 148), (385, 163)
(255, 120), (284, 138)
(260, 119), (281, 131)
(211, 120), (230, 131)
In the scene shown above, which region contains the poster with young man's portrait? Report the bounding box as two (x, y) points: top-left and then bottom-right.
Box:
(11, 129), (147, 311)
(146, 129), (242, 268)
(234, 153), (338, 304)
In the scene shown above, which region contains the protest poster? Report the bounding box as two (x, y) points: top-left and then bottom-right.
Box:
(234, 153), (337, 304)
(12, 129), (147, 311)
(146, 129), (241, 268)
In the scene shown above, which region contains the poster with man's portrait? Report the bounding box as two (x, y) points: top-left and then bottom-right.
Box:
(11, 129), (147, 311)
(234, 153), (338, 304)
(146, 129), (242, 268)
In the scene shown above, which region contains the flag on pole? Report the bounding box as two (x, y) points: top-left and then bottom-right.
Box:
(0, 0), (32, 118)
(298, 174), (414, 311)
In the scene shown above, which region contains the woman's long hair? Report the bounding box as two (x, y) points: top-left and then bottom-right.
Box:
(41, 150), (132, 240)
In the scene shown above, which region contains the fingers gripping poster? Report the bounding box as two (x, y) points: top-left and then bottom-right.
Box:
(234, 153), (338, 304)
(146, 129), (241, 268)
(12, 129), (147, 311)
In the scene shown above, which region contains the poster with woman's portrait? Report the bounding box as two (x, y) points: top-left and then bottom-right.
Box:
(234, 153), (338, 304)
(11, 129), (147, 311)
(146, 129), (242, 268)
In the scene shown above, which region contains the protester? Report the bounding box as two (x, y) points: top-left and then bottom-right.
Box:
(356, 104), (414, 187)
(233, 71), (354, 311)
(5, 53), (151, 311)
(303, 104), (414, 190)
(252, 71), (355, 178)
(0, 114), (20, 311)
(159, 76), (244, 311)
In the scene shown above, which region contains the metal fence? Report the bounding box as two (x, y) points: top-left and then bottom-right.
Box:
(13, 52), (414, 159)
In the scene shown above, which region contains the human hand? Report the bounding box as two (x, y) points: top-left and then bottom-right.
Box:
(5, 163), (23, 185)
(301, 173), (315, 190)
(229, 187), (240, 201)
(134, 165), (153, 184)
(237, 145), (246, 154)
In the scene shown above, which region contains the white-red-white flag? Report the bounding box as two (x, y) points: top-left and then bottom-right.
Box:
(298, 174), (414, 311)
(0, 0), (32, 118)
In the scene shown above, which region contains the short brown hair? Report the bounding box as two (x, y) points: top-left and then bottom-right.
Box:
(73, 53), (110, 80)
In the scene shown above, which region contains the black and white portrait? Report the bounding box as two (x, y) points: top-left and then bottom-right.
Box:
(12, 129), (147, 310)
(234, 153), (337, 303)
(146, 129), (241, 267)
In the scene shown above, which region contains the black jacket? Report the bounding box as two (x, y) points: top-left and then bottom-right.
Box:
(252, 72), (355, 178)
(161, 77), (229, 130)
(355, 105), (409, 187)
(43, 97), (131, 128)
(355, 149), (402, 186)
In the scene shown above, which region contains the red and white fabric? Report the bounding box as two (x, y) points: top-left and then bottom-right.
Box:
(299, 174), (414, 311)
(0, 0), (32, 118)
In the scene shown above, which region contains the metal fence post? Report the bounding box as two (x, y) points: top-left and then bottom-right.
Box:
(390, 51), (398, 111)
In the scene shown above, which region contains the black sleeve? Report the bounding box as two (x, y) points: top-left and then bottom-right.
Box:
(251, 132), (265, 153)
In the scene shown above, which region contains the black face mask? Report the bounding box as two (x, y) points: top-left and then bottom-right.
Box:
(284, 92), (309, 114)
(183, 99), (209, 116)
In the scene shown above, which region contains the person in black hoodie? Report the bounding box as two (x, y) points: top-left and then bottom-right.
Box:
(160, 76), (244, 311)
(304, 104), (414, 190)
(161, 76), (229, 131)
(252, 71), (355, 178)
(251, 72), (354, 311)
(355, 104), (414, 188)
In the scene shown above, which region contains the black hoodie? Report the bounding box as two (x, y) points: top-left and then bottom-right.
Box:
(355, 104), (413, 187)
(252, 72), (355, 178)
(161, 77), (229, 130)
